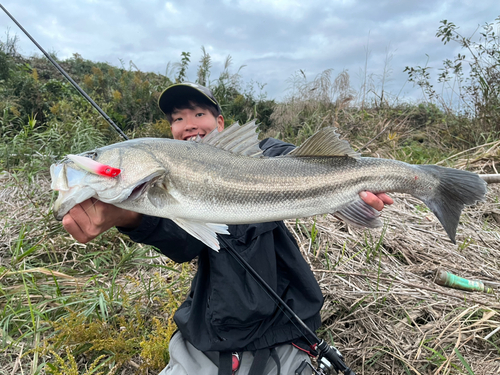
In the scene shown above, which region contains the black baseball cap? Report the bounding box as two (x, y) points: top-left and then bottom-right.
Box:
(158, 82), (222, 115)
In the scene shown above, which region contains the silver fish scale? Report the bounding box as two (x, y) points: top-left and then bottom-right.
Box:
(159, 142), (432, 224)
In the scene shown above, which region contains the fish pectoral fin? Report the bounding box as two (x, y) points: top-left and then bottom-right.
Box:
(172, 219), (229, 251)
(147, 185), (176, 208)
(334, 199), (382, 228)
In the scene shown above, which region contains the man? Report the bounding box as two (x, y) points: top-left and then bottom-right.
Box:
(62, 82), (393, 374)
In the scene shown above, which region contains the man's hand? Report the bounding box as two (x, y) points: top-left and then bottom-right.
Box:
(360, 191), (393, 211)
(62, 198), (143, 243)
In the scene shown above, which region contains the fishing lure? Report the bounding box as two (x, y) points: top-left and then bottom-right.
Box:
(67, 154), (121, 177)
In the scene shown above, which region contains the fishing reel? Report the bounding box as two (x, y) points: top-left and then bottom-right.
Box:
(295, 340), (356, 375)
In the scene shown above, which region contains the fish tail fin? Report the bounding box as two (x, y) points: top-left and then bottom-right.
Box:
(416, 165), (487, 244)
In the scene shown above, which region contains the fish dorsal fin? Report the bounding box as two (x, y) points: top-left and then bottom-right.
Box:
(287, 127), (360, 158)
(198, 120), (263, 157)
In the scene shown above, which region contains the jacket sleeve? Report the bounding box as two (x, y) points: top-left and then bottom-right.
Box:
(119, 137), (296, 263)
(259, 138), (296, 156)
(118, 215), (206, 263)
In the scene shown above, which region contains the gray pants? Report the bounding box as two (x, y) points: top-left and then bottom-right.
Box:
(158, 331), (313, 375)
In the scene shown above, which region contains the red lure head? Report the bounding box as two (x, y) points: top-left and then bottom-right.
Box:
(97, 165), (121, 177)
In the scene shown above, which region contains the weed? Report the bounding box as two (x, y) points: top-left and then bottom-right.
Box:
(406, 17), (500, 145)
(454, 347), (475, 375)
(457, 236), (473, 252)
(414, 204), (430, 214)
(139, 315), (176, 371)
(363, 224), (387, 263)
(45, 347), (118, 375)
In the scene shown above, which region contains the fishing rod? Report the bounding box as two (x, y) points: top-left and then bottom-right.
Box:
(219, 236), (356, 375)
(1, 4), (357, 373)
(0, 3), (129, 141)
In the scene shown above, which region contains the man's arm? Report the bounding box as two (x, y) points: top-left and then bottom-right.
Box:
(62, 199), (204, 262)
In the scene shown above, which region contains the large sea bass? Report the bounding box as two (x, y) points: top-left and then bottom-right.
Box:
(50, 121), (487, 250)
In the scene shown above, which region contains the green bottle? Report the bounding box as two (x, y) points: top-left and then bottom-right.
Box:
(434, 270), (493, 293)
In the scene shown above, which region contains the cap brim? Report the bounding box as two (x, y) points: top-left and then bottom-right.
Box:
(158, 83), (220, 115)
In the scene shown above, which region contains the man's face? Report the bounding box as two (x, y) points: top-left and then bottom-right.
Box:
(170, 105), (224, 141)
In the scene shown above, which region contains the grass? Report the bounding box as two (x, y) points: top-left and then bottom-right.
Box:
(2, 103), (500, 373)
(0, 173), (191, 373)
(1, 27), (500, 372)
(291, 185), (500, 374)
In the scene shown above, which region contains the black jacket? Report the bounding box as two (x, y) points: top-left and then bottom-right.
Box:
(120, 138), (324, 352)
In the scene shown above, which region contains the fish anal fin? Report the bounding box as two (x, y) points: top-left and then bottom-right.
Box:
(173, 219), (229, 251)
(288, 127), (360, 158)
(334, 198), (382, 228)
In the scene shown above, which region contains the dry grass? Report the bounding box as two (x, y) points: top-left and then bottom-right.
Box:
(289, 182), (500, 374)
(436, 140), (500, 174)
(1, 157), (499, 374)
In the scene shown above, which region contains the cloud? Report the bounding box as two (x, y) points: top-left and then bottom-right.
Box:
(1, 0), (498, 100)
(222, 0), (310, 20)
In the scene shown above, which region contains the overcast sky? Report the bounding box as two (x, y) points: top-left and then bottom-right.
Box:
(1, 1), (498, 102)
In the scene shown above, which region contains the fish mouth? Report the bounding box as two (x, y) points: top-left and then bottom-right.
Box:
(52, 179), (156, 221)
(128, 181), (150, 201)
(51, 163), (97, 220)
(50, 162), (164, 220)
